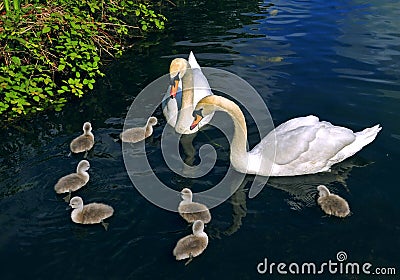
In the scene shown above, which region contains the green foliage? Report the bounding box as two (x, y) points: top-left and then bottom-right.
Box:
(0, 0), (167, 121)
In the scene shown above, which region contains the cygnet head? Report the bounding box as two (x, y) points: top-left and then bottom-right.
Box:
(192, 220), (205, 236)
(317, 185), (331, 198)
(147, 116), (158, 127)
(77, 160), (90, 173)
(181, 188), (193, 202)
(69, 196), (84, 209)
(83, 122), (92, 133)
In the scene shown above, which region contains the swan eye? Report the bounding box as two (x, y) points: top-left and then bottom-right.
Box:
(192, 108), (203, 118)
(169, 73), (180, 85)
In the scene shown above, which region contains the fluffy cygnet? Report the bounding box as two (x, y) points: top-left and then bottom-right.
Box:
(120, 116), (157, 143)
(54, 160), (90, 202)
(173, 220), (208, 264)
(69, 196), (114, 230)
(178, 188), (211, 224)
(70, 122), (94, 157)
(317, 185), (350, 218)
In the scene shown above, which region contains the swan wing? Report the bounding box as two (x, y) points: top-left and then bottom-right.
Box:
(189, 53), (214, 128)
(188, 51), (201, 69)
(251, 117), (356, 168)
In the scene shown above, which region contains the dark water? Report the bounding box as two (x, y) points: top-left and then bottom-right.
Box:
(1, 0), (399, 279)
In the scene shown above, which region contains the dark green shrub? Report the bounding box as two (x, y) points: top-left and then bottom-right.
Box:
(0, 0), (167, 121)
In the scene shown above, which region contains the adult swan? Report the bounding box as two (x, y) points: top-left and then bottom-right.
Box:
(162, 52), (213, 134)
(190, 95), (382, 177)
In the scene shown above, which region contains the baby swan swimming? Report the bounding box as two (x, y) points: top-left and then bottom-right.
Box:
(54, 160), (90, 202)
(70, 122), (94, 157)
(317, 185), (350, 218)
(178, 188), (211, 224)
(120, 116), (158, 143)
(69, 196), (114, 230)
(173, 220), (208, 265)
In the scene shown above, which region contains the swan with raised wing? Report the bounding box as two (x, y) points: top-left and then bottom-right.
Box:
(190, 95), (382, 177)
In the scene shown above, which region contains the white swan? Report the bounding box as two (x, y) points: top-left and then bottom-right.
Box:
(54, 160), (90, 202)
(69, 196), (114, 230)
(317, 185), (350, 217)
(190, 95), (382, 177)
(162, 52), (214, 134)
(173, 220), (208, 264)
(70, 122), (94, 157)
(120, 116), (157, 143)
(178, 188), (211, 224)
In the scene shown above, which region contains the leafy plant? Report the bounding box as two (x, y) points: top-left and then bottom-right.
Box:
(0, 0), (167, 121)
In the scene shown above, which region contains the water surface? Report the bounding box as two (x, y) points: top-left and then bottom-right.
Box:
(1, 0), (399, 279)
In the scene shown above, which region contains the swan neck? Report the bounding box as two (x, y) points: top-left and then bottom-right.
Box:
(217, 98), (249, 171)
(145, 125), (153, 137)
(175, 62), (195, 133)
(181, 64), (194, 109)
(77, 169), (90, 182)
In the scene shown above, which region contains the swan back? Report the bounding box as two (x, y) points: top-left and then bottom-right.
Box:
(194, 95), (381, 176)
(173, 220), (208, 260)
(69, 196), (114, 224)
(317, 185), (350, 218)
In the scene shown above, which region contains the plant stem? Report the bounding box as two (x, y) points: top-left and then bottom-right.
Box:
(4, 0), (11, 13)
(13, 0), (20, 11)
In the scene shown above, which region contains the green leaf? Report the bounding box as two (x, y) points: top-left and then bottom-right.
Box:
(58, 64), (65, 71)
(12, 57), (21, 65)
(42, 26), (51, 33)
(33, 96), (40, 102)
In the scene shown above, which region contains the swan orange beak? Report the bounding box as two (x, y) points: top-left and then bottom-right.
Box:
(170, 80), (179, 99)
(190, 114), (203, 130)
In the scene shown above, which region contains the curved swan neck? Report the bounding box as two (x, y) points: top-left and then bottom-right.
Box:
(175, 61), (195, 133)
(181, 61), (194, 109)
(200, 96), (249, 171)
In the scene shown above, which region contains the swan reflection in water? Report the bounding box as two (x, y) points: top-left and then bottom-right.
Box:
(265, 156), (370, 211)
(211, 156), (370, 238)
